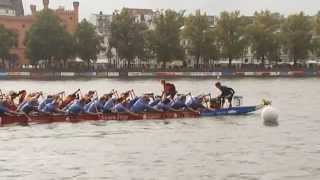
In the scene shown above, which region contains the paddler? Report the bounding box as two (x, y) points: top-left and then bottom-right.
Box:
(84, 96), (107, 114)
(17, 92), (42, 113)
(215, 82), (235, 108)
(65, 98), (86, 115)
(83, 90), (95, 104)
(60, 89), (80, 109)
(160, 80), (177, 99)
(130, 95), (161, 113)
(103, 93), (116, 113)
(170, 95), (187, 110)
(185, 95), (206, 112)
(41, 98), (65, 114)
(0, 100), (19, 115)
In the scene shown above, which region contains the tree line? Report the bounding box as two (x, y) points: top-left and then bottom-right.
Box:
(109, 9), (320, 68)
(0, 10), (102, 70)
(1, 9), (320, 70)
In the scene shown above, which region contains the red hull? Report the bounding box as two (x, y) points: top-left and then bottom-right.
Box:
(0, 111), (200, 126)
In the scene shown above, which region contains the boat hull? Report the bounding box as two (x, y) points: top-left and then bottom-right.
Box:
(0, 105), (264, 126)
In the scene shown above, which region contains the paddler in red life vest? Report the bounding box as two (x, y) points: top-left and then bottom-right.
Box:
(161, 80), (177, 99)
(60, 89), (80, 109)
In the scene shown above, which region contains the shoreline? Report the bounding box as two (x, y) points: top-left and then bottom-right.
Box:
(0, 70), (319, 79)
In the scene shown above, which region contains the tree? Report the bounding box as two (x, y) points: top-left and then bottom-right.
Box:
(26, 10), (73, 68)
(281, 12), (313, 65)
(311, 12), (320, 57)
(247, 11), (282, 64)
(146, 9), (185, 69)
(0, 25), (17, 67)
(183, 10), (219, 68)
(215, 11), (248, 65)
(74, 19), (103, 69)
(109, 9), (147, 68)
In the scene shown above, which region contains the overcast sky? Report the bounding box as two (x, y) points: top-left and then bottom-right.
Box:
(22, 0), (320, 19)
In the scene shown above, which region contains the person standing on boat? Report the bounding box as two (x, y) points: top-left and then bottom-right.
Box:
(215, 82), (235, 108)
(161, 80), (177, 99)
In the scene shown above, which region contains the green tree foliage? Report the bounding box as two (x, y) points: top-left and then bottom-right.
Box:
(74, 19), (103, 68)
(311, 12), (320, 57)
(146, 9), (185, 68)
(247, 11), (282, 64)
(26, 10), (73, 68)
(109, 9), (147, 68)
(0, 25), (17, 66)
(281, 12), (313, 65)
(215, 11), (248, 65)
(183, 10), (219, 67)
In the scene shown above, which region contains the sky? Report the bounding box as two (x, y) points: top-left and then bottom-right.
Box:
(22, 0), (320, 20)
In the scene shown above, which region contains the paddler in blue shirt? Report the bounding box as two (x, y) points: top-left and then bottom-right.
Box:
(130, 95), (162, 113)
(170, 95), (187, 110)
(38, 95), (54, 112)
(41, 98), (65, 114)
(84, 96), (107, 114)
(185, 95), (206, 112)
(66, 98), (86, 115)
(0, 101), (19, 115)
(103, 96), (116, 113)
(18, 92), (42, 114)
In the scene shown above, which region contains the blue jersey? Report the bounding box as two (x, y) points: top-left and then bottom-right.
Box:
(185, 97), (204, 109)
(113, 103), (127, 113)
(85, 100), (105, 113)
(154, 101), (171, 111)
(42, 102), (57, 113)
(38, 98), (54, 111)
(127, 97), (139, 109)
(170, 99), (186, 109)
(149, 98), (161, 107)
(103, 98), (115, 112)
(0, 104), (10, 114)
(66, 101), (84, 115)
(20, 101), (35, 114)
(130, 98), (149, 113)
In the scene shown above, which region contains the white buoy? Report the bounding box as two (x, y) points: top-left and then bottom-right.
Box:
(261, 106), (279, 127)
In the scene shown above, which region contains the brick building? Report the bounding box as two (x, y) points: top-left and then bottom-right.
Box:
(0, 0), (79, 67)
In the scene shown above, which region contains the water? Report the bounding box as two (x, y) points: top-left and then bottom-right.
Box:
(0, 78), (319, 180)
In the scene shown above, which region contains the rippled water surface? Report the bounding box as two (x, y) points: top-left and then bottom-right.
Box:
(0, 78), (319, 180)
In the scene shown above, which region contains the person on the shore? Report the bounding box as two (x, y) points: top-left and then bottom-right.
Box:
(215, 82), (235, 108)
(161, 80), (177, 99)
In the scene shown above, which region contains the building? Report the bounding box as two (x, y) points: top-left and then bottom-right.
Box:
(0, 0), (24, 16)
(90, 8), (158, 62)
(0, 0), (79, 66)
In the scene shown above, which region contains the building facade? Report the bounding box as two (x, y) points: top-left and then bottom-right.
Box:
(0, 0), (79, 67)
